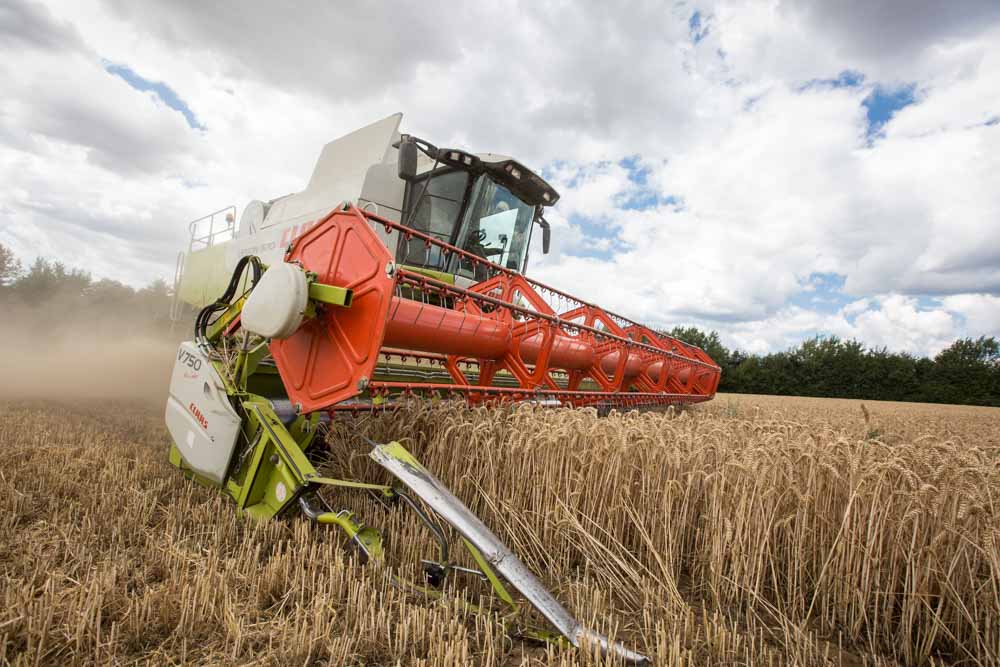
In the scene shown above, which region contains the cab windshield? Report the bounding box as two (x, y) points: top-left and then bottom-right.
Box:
(396, 170), (536, 278)
(453, 176), (534, 278)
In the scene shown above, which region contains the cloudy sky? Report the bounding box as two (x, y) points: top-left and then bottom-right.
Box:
(2, 0), (998, 356)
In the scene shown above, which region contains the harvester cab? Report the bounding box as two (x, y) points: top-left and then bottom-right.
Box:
(172, 114), (556, 310)
(391, 133), (556, 279)
(166, 114), (721, 664)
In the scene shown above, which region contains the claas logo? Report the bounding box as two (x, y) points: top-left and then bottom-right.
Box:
(188, 402), (209, 430)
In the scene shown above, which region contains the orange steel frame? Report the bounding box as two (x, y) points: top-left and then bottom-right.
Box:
(269, 205), (721, 414)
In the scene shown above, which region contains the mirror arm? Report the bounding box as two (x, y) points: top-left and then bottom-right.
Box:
(394, 134), (440, 161)
(536, 214), (551, 254)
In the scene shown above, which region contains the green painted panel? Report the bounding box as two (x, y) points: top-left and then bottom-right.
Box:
(178, 244), (230, 307)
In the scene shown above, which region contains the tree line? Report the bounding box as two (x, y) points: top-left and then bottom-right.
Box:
(670, 326), (1000, 407)
(2, 243), (996, 406)
(0, 243), (173, 337)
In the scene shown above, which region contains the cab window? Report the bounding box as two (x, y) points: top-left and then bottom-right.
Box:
(396, 170), (469, 269)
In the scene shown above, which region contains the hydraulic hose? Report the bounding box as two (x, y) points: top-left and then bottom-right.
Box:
(195, 255), (263, 341)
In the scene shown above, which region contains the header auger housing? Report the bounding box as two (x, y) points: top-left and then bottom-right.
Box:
(270, 204), (719, 414)
(166, 117), (720, 664)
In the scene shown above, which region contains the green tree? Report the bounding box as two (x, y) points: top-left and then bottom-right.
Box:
(134, 278), (174, 328)
(862, 347), (922, 402)
(668, 326), (729, 366)
(0, 243), (21, 287)
(653, 325), (999, 406)
(929, 337), (1000, 406)
(12, 257), (91, 302)
(794, 336), (867, 397)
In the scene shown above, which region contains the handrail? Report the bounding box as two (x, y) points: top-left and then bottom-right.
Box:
(187, 205), (237, 251)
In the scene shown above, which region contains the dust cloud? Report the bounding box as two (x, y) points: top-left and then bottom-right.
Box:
(0, 302), (181, 406)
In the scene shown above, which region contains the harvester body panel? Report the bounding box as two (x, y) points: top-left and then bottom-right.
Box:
(176, 113), (405, 307)
(165, 342), (242, 485)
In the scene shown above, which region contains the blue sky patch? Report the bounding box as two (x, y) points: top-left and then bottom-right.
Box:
(104, 62), (205, 130)
(542, 159), (614, 190)
(863, 84), (916, 139)
(615, 176), (681, 210)
(789, 272), (852, 313)
(689, 11), (709, 44)
(743, 93), (764, 111)
(914, 295), (942, 310)
(800, 70), (865, 91)
(564, 212), (620, 260)
(617, 156), (680, 210)
(619, 155), (647, 184)
(617, 191), (679, 210)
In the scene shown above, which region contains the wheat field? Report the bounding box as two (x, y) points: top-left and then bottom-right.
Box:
(0, 395), (997, 666)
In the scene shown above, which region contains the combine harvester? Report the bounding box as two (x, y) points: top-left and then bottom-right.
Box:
(166, 114), (720, 663)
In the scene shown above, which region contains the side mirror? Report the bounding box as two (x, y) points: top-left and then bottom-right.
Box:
(397, 136), (418, 181)
(537, 216), (551, 254)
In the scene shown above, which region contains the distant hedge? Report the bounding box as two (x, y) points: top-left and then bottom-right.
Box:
(670, 326), (1000, 407)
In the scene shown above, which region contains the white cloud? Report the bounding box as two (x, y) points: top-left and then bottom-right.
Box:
(846, 295), (956, 355)
(841, 298), (870, 317)
(693, 294), (976, 358)
(705, 0), (1000, 84)
(941, 294), (1000, 338)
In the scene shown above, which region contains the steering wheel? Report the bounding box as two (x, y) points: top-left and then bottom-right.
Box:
(466, 228), (502, 255)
